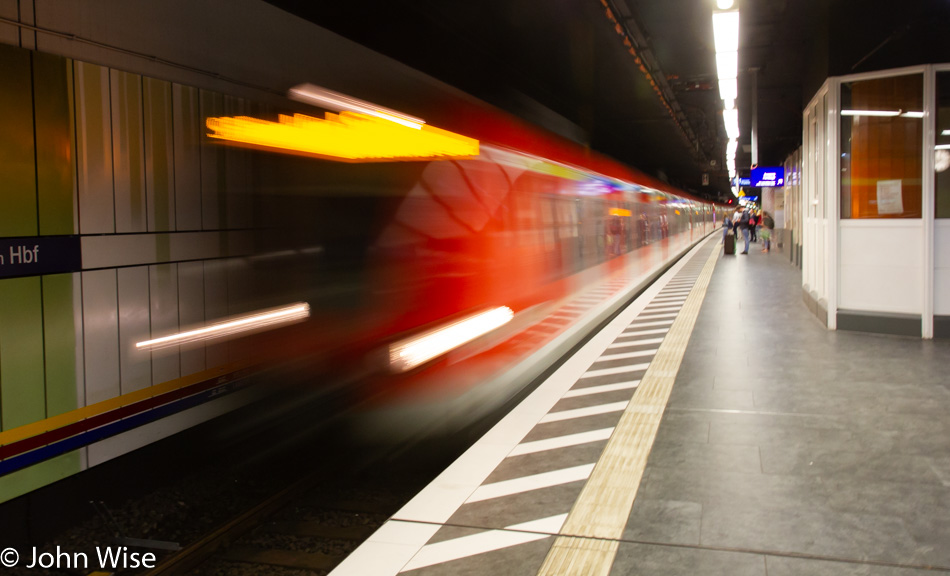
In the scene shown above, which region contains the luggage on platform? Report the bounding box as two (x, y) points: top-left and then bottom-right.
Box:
(724, 233), (735, 255)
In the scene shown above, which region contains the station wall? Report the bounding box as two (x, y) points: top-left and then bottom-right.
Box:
(0, 40), (262, 503)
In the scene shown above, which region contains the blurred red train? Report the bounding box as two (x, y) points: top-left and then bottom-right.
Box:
(205, 91), (727, 439)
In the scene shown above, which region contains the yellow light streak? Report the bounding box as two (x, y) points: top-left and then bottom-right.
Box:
(609, 208), (632, 217)
(206, 111), (479, 162)
(389, 306), (514, 372)
(136, 303), (310, 351)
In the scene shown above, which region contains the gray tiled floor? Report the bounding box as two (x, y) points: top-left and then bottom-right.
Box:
(619, 245), (950, 574)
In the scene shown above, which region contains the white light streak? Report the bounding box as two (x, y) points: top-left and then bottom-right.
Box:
(289, 83), (425, 130)
(136, 303), (310, 351)
(389, 307), (514, 372)
(841, 109), (901, 117)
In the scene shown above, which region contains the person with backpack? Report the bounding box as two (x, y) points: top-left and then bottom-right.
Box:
(737, 207), (752, 254)
(760, 211), (775, 253)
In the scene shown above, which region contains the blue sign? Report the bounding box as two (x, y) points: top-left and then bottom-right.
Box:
(0, 236), (82, 279)
(750, 166), (785, 187)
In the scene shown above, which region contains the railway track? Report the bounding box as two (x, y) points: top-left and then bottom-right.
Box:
(141, 437), (463, 576)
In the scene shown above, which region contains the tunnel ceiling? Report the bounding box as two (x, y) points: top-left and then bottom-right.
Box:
(265, 0), (950, 200)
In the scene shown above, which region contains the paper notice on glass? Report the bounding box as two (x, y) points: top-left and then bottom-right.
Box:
(876, 179), (903, 215)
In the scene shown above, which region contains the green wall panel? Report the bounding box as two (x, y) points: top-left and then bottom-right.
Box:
(0, 452), (81, 504)
(33, 52), (78, 236)
(0, 277), (46, 430)
(0, 44), (38, 237)
(42, 274), (78, 418)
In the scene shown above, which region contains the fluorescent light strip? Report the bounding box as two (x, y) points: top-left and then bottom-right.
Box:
(716, 51), (738, 80)
(389, 306), (514, 372)
(712, 10), (740, 53)
(723, 108), (739, 139)
(136, 303), (310, 350)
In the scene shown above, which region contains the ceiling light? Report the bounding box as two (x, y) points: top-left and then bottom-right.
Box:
(942, 130), (950, 136)
(723, 109), (739, 139)
(900, 111), (924, 118)
(712, 10), (740, 53)
(716, 51), (738, 80)
(719, 78), (738, 101)
(717, 0), (734, 8)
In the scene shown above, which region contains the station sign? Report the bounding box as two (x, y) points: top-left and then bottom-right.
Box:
(750, 166), (785, 187)
(0, 236), (82, 279)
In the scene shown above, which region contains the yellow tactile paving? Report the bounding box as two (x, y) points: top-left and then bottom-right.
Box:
(536, 244), (720, 576)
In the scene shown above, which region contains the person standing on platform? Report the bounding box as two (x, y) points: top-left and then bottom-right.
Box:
(760, 211), (775, 253)
(722, 212), (733, 243)
(749, 210), (759, 243)
(737, 207), (752, 254)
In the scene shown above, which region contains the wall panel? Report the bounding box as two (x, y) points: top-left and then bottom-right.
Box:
(42, 273), (80, 417)
(935, 221), (950, 315)
(225, 95), (252, 229)
(144, 77), (176, 232)
(173, 84), (203, 230)
(81, 269), (120, 404)
(0, 44), (38, 237)
(33, 52), (78, 235)
(839, 222), (923, 314)
(203, 259), (230, 367)
(0, 277), (46, 430)
(177, 261), (207, 376)
(0, 0), (18, 45)
(200, 89), (226, 230)
(117, 267), (152, 394)
(111, 69), (147, 233)
(150, 263), (181, 384)
(75, 61), (115, 234)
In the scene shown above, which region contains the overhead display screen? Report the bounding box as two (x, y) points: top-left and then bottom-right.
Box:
(750, 166), (785, 187)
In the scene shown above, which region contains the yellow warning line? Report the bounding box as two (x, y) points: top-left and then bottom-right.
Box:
(537, 244), (721, 576)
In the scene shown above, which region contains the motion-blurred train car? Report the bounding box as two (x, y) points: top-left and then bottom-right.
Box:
(0, 0), (727, 503)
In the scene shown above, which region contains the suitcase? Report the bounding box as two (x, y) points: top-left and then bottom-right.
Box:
(724, 233), (735, 255)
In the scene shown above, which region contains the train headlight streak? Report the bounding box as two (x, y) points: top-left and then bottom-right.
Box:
(840, 109), (902, 117)
(389, 307), (515, 372)
(135, 303), (310, 351)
